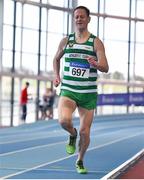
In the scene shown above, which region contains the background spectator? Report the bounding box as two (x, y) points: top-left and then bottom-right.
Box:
(20, 82), (30, 123)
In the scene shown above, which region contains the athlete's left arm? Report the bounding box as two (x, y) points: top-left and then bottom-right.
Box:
(87, 37), (109, 73)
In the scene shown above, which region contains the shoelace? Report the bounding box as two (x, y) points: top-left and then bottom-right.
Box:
(69, 128), (77, 145)
(69, 136), (76, 145)
(77, 160), (84, 169)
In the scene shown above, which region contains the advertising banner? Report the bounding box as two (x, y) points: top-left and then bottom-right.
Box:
(97, 92), (144, 106)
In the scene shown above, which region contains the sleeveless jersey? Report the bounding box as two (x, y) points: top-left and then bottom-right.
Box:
(61, 33), (98, 93)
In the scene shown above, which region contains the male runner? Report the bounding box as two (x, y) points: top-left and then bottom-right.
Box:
(53, 6), (109, 174)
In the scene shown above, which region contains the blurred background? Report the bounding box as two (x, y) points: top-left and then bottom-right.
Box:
(0, 0), (144, 127)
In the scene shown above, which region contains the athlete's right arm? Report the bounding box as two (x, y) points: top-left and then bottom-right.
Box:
(53, 37), (68, 87)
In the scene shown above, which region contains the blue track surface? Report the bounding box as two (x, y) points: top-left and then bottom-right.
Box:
(0, 113), (144, 179)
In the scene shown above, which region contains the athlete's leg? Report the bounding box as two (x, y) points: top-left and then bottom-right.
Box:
(58, 96), (77, 136)
(77, 107), (94, 161)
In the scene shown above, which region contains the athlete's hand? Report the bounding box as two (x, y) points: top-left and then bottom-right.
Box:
(53, 76), (61, 87)
(87, 57), (98, 68)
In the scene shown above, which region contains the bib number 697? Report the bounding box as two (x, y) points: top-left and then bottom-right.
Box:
(72, 68), (86, 77)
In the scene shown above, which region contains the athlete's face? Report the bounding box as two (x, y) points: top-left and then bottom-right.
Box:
(73, 9), (90, 31)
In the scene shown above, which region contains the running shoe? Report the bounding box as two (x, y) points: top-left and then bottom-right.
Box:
(76, 160), (87, 174)
(66, 128), (77, 155)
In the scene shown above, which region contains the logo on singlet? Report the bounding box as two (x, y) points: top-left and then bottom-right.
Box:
(69, 42), (74, 47)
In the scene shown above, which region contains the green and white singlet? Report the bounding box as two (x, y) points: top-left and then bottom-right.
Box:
(61, 33), (98, 94)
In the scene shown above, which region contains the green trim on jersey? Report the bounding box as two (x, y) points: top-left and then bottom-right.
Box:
(61, 33), (98, 94)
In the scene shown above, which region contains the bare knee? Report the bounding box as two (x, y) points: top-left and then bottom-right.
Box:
(59, 121), (68, 129)
(58, 118), (73, 131)
(79, 128), (90, 139)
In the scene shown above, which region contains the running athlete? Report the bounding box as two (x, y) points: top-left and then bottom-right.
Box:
(53, 6), (109, 174)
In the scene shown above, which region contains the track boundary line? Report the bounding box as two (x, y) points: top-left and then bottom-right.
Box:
(101, 148), (144, 180)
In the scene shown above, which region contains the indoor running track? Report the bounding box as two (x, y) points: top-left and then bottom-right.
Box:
(0, 113), (144, 179)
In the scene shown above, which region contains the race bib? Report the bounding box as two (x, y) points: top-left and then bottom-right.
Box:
(69, 62), (90, 78)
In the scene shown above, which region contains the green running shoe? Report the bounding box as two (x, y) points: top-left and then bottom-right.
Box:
(66, 128), (77, 155)
(76, 160), (87, 174)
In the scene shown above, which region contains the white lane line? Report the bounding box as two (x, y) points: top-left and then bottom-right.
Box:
(0, 126), (78, 145)
(0, 131), (66, 145)
(0, 123), (58, 133)
(1, 131), (144, 179)
(1, 118), (143, 144)
(0, 140), (67, 157)
(101, 148), (144, 180)
(0, 120), (141, 145)
(0, 123), (60, 139)
(1, 155), (75, 179)
(1, 130), (144, 157)
(1, 167), (108, 173)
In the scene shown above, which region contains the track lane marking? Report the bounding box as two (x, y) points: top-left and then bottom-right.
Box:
(1, 131), (144, 179)
(0, 140), (67, 156)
